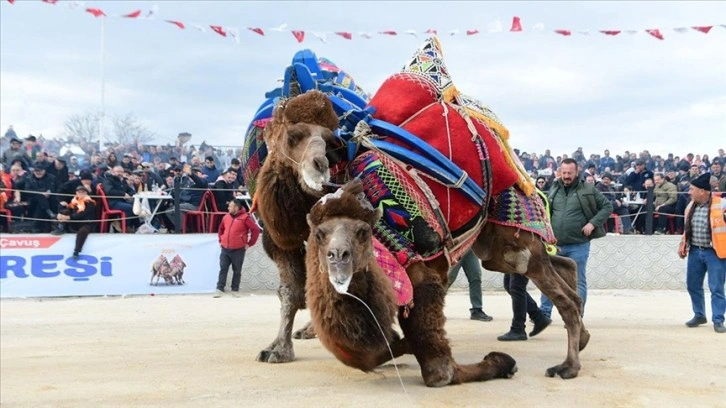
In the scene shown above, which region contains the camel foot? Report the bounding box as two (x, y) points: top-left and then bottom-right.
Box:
(579, 328), (591, 351)
(256, 340), (295, 363)
(292, 321), (317, 340)
(545, 362), (580, 379)
(482, 352), (518, 379)
(421, 357), (456, 387)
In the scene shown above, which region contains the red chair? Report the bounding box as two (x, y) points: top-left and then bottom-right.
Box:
(206, 191), (228, 233)
(653, 214), (677, 234)
(608, 213), (622, 234)
(96, 184), (127, 233)
(182, 191), (208, 233)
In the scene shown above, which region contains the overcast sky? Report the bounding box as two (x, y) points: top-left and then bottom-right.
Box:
(1, 1), (724, 159)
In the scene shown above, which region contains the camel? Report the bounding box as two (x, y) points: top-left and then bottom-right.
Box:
(169, 254), (186, 285)
(305, 179), (518, 382)
(150, 254), (173, 286)
(251, 89), (589, 386)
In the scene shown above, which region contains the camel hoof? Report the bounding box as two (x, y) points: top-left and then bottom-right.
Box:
(292, 325), (317, 340)
(545, 363), (579, 379)
(256, 347), (294, 364)
(484, 352), (518, 379)
(579, 329), (591, 351)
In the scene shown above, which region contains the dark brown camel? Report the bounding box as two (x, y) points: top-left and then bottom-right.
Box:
(304, 179), (518, 382)
(253, 90), (589, 385)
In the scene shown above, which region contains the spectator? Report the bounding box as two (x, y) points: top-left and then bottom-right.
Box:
(24, 135), (41, 162)
(214, 198), (260, 297)
(14, 161), (57, 232)
(169, 164), (208, 231)
(51, 185), (97, 259)
(541, 158), (613, 318)
(653, 173), (678, 234)
(678, 173), (725, 334)
(447, 250), (493, 322)
(201, 155), (220, 183)
(535, 176), (549, 192)
(101, 165), (137, 230)
(212, 168), (239, 211)
(597, 173), (633, 234)
(498, 273), (551, 341)
(599, 149), (615, 173)
(625, 159), (654, 193)
(710, 159), (726, 193)
(2, 138), (28, 170)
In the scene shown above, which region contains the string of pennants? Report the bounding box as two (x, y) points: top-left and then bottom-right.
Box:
(5, 0), (725, 42)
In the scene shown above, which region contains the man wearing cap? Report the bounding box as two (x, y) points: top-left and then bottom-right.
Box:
(678, 173), (726, 333)
(2, 137), (29, 170)
(52, 185), (97, 259)
(14, 161), (57, 232)
(625, 159), (654, 193)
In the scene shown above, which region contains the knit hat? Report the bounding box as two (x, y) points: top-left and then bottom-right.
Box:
(601, 172), (613, 181)
(690, 173), (711, 191)
(80, 170), (94, 181)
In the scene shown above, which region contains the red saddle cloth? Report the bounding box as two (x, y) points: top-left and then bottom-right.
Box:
(367, 38), (521, 233)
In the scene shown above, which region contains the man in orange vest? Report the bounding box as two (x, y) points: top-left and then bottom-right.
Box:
(678, 173), (726, 333)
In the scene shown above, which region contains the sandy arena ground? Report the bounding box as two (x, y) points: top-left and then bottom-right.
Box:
(1, 289), (724, 407)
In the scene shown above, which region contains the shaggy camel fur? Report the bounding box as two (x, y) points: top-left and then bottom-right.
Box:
(252, 90), (589, 385)
(304, 179), (517, 382)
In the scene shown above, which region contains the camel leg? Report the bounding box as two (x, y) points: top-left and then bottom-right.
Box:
(256, 233), (307, 363)
(399, 262), (516, 387)
(292, 321), (317, 340)
(474, 223), (588, 379)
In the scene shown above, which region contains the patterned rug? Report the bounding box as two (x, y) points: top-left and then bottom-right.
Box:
(373, 237), (414, 307)
(488, 185), (556, 244)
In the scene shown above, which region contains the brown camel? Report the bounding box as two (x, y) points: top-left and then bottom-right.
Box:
(305, 179), (518, 382)
(252, 90), (589, 385)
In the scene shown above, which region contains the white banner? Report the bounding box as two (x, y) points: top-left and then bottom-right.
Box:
(0, 233), (220, 298)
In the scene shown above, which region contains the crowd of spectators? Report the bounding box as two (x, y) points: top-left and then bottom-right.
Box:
(0, 126), (246, 233)
(1, 125), (723, 236)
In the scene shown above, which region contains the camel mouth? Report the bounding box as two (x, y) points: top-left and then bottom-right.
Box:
(302, 168), (330, 192)
(329, 272), (352, 294)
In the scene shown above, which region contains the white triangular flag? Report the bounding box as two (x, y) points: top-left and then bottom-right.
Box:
(448, 29), (460, 36)
(145, 4), (159, 19)
(673, 27), (689, 33)
(67, 1), (84, 9)
(625, 29), (639, 35)
(311, 31), (328, 43)
(228, 27), (240, 43)
(191, 24), (206, 33)
(404, 29), (417, 37)
(577, 29), (590, 35)
(271, 23), (288, 32)
(359, 32), (373, 39)
(487, 20), (503, 33)
(532, 23), (545, 32)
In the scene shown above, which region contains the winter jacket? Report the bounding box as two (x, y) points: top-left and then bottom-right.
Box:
(548, 178), (613, 245)
(218, 210), (260, 250)
(201, 165), (220, 184)
(654, 181), (678, 207)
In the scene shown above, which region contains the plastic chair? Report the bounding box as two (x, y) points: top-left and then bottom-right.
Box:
(182, 191), (208, 233)
(607, 213), (622, 234)
(96, 184), (127, 233)
(206, 190), (228, 233)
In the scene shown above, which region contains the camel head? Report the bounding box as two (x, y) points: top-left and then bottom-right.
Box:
(265, 90), (339, 195)
(307, 179), (382, 294)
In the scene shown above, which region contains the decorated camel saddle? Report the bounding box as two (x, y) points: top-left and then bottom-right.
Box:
(242, 37), (554, 304)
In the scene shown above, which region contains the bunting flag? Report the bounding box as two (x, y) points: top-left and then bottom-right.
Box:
(2, 0), (723, 44)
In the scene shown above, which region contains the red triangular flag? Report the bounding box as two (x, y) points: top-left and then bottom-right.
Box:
(466, 29), (479, 36)
(85, 8), (106, 18)
(7, 0), (15, 4)
(247, 27), (265, 36)
(510, 16), (522, 32)
(645, 28), (664, 40)
(291, 30), (305, 43)
(210, 25), (227, 37)
(554, 29), (572, 36)
(379, 30), (397, 35)
(165, 20), (185, 30)
(426, 29), (438, 35)
(335, 32), (352, 40)
(41, 0), (58, 4)
(600, 30), (621, 36)
(692, 26), (713, 34)
(123, 10), (142, 18)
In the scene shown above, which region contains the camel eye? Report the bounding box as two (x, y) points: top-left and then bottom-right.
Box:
(315, 229), (326, 245)
(287, 124), (308, 146)
(356, 226), (370, 242)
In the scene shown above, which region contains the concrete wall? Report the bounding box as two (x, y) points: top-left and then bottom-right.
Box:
(239, 235), (687, 292)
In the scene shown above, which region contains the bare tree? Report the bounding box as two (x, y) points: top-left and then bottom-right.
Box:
(110, 113), (156, 145)
(63, 112), (101, 144)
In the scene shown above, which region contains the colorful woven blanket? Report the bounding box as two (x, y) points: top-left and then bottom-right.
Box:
(488, 185), (556, 244)
(373, 237), (414, 306)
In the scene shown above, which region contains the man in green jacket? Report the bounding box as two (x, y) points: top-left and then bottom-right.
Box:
(541, 158), (613, 318)
(653, 173), (678, 234)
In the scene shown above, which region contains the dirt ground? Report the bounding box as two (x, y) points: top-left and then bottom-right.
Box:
(1, 289), (724, 408)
